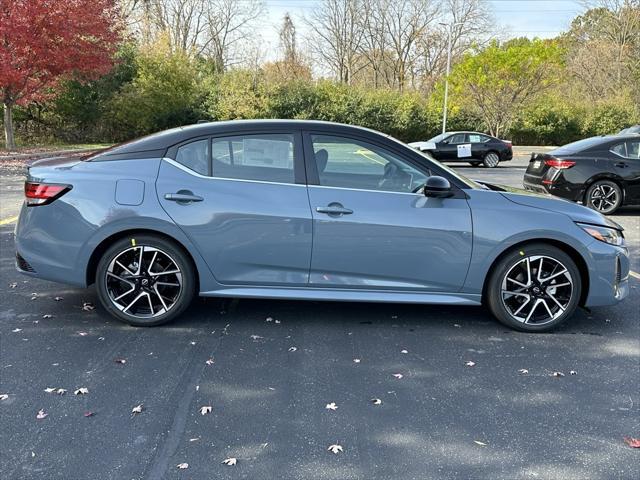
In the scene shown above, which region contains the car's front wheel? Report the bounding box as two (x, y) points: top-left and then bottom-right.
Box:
(95, 235), (196, 326)
(585, 180), (622, 214)
(486, 244), (581, 332)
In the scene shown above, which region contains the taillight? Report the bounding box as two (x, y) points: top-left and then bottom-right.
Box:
(544, 158), (575, 169)
(24, 182), (71, 206)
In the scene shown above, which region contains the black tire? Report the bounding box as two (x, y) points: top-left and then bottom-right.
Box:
(483, 151), (500, 168)
(470, 161), (481, 167)
(585, 180), (622, 215)
(95, 235), (196, 327)
(486, 243), (582, 333)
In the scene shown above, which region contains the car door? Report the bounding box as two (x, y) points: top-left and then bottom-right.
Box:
(156, 131), (313, 286)
(437, 133), (468, 161)
(467, 133), (489, 160)
(610, 139), (640, 202)
(304, 133), (473, 292)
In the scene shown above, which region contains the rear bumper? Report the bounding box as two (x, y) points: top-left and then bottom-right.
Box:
(523, 176), (584, 202)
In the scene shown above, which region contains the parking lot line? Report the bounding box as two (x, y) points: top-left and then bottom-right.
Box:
(0, 215), (18, 225)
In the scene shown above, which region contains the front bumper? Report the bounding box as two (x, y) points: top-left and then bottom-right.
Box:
(583, 239), (630, 307)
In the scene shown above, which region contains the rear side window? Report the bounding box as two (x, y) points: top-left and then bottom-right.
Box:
(211, 134), (295, 183)
(175, 139), (209, 175)
(468, 134), (489, 143)
(611, 141), (640, 159)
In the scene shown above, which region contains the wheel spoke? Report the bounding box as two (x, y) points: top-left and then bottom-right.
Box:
(156, 281), (180, 287)
(513, 296), (531, 317)
(136, 246), (144, 275)
(146, 292), (154, 315)
(524, 299), (542, 323)
(507, 277), (528, 288)
(540, 268), (568, 284)
(546, 291), (566, 311)
(116, 260), (135, 276)
(122, 292), (146, 313)
(150, 269), (180, 277)
(107, 271), (134, 286)
(153, 285), (169, 311)
(147, 251), (158, 275)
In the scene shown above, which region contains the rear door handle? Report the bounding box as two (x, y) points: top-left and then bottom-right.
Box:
(164, 191), (204, 203)
(316, 203), (353, 216)
(614, 162), (628, 168)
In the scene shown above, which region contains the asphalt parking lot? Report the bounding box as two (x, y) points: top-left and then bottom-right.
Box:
(1, 153), (639, 480)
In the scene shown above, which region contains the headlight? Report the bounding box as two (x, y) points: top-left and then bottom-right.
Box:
(577, 223), (625, 246)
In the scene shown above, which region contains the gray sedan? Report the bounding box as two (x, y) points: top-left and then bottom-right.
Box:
(15, 120), (629, 332)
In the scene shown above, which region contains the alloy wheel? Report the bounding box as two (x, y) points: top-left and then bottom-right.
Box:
(589, 183), (619, 214)
(484, 153), (499, 168)
(105, 245), (183, 318)
(500, 255), (573, 326)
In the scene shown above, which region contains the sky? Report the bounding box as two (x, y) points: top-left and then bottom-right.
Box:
(255, 0), (587, 57)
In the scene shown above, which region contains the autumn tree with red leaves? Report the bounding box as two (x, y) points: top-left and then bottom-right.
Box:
(0, 0), (122, 149)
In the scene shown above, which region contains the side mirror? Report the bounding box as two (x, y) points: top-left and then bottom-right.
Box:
(423, 176), (453, 198)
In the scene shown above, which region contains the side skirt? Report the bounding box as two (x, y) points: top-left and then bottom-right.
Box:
(199, 287), (482, 306)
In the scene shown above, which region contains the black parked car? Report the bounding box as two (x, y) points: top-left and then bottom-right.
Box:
(409, 131), (513, 168)
(524, 135), (640, 214)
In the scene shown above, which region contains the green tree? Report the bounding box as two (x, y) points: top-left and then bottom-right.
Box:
(447, 39), (563, 137)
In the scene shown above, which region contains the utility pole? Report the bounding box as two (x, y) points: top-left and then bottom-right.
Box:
(440, 22), (463, 134)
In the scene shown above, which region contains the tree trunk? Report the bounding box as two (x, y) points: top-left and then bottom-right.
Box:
(3, 102), (16, 150)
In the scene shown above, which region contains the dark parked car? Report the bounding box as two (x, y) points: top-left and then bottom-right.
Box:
(524, 135), (640, 214)
(409, 131), (513, 168)
(15, 120), (629, 332)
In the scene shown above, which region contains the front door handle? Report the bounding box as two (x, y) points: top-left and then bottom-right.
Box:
(164, 191), (204, 203)
(614, 162), (628, 168)
(316, 203), (353, 216)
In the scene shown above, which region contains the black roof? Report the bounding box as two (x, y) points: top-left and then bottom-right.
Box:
(92, 120), (390, 160)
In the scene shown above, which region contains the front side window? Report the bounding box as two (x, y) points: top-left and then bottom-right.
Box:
(175, 139), (209, 176)
(447, 133), (466, 144)
(310, 135), (428, 193)
(211, 134), (295, 183)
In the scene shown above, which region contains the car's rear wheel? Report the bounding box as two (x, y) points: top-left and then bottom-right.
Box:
(585, 180), (622, 214)
(96, 235), (196, 326)
(483, 152), (500, 168)
(486, 244), (581, 332)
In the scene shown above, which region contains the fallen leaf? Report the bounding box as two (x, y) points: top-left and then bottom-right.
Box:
(0, 394), (9, 401)
(371, 398), (382, 405)
(518, 369), (529, 374)
(12, 328), (22, 333)
(400, 349), (408, 354)
(288, 346), (297, 352)
(465, 361), (476, 367)
(44, 387), (56, 393)
(82, 302), (95, 311)
(222, 457), (237, 466)
(176, 463), (189, 469)
(74, 387), (89, 395)
(132, 404), (144, 415)
(189, 437), (200, 442)
(56, 388), (67, 395)
(190, 341), (196, 345)
(84, 411), (95, 417)
(42, 314), (52, 319)
(205, 358), (214, 365)
(200, 405), (212, 415)
(623, 437), (640, 448)
(474, 440), (487, 446)
(325, 402), (338, 410)
(54, 296), (63, 301)
(250, 335), (263, 341)
(570, 370), (577, 375)
(392, 373), (403, 379)
(77, 331), (88, 337)
(454, 324), (461, 328)
(36, 409), (47, 419)
(551, 371), (565, 377)
(114, 358), (127, 364)
(353, 358), (361, 363)
(9, 282), (17, 288)
(327, 444), (343, 454)
(275, 319), (281, 324)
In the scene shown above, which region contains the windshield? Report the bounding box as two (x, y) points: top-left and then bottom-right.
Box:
(427, 133), (447, 143)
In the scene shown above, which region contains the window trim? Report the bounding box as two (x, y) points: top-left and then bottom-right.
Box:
(302, 131), (466, 197)
(166, 130), (306, 185)
(610, 141), (639, 160)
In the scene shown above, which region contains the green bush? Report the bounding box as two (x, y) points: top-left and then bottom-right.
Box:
(580, 102), (640, 137)
(509, 102), (583, 145)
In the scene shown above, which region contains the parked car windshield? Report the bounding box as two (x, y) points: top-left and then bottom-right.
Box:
(427, 133), (447, 143)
